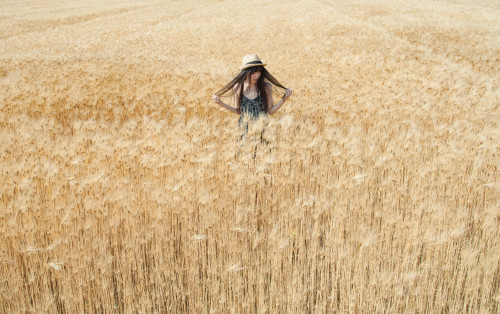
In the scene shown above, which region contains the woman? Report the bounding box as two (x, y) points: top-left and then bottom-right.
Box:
(212, 54), (293, 131)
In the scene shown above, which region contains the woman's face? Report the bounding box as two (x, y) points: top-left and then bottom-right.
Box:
(250, 69), (261, 83)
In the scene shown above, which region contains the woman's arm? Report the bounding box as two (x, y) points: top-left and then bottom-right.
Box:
(212, 94), (240, 115)
(266, 83), (293, 115)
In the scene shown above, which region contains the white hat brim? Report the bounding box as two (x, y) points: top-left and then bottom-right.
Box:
(240, 63), (266, 71)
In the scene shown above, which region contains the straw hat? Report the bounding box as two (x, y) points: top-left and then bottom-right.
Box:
(240, 54), (266, 70)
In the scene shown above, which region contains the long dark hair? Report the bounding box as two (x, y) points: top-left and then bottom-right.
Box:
(215, 66), (287, 114)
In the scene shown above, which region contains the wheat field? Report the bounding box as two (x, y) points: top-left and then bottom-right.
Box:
(1, 0), (499, 312)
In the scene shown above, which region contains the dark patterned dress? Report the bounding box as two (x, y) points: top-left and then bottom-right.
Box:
(236, 94), (270, 158)
(238, 94), (267, 135)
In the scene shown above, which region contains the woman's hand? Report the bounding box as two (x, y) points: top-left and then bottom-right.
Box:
(212, 94), (222, 104)
(282, 88), (293, 101)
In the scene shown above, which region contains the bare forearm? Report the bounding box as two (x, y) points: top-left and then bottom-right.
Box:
(269, 99), (286, 115)
(212, 93), (240, 114)
(268, 88), (292, 115)
(217, 101), (239, 114)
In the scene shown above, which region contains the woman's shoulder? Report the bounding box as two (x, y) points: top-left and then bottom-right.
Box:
(233, 84), (242, 96)
(262, 82), (273, 94)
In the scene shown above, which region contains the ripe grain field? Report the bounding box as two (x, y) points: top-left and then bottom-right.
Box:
(1, 0), (499, 312)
